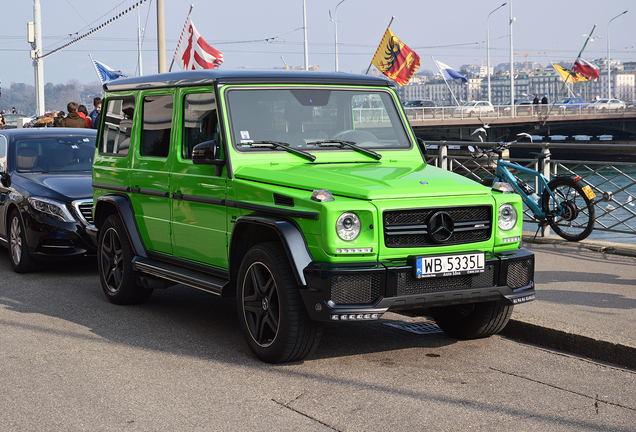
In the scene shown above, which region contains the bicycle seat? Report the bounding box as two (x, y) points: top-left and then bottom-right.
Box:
(529, 152), (551, 161)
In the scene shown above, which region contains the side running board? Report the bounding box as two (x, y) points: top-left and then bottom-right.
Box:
(132, 256), (228, 296)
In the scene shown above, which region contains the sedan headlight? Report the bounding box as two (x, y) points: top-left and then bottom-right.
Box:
(28, 197), (76, 223)
(336, 212), (361, 241)
(498, 203), (517, 231)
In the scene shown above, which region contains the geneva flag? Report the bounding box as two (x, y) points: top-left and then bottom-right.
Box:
(371, 28), (420, 86)
(174, 16), (223, 70)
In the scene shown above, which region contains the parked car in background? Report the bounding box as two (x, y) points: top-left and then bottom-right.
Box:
(626, 101), (636, 112)
(553, 97), (586, 112)
(454, 101), (494, 116)
(502, 100), (534, 115)
(0, 128), (97, 272)
(403, 100), (436, 108)
(586, 99), (625, 112)
(2, 114), (31, 129)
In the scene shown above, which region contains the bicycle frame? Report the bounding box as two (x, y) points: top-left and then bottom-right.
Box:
(493, 158), (560, 220)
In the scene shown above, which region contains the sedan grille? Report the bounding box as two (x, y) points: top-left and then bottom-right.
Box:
(74, 201), (94, 225)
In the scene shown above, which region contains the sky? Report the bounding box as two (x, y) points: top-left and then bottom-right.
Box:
(0, 0), (634, 87)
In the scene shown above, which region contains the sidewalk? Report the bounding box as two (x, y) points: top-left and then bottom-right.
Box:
(500, 232), (636, 369)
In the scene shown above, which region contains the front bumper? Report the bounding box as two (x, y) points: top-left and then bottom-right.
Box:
(302, 247), (534, 321)
(24, 213), (96, 259)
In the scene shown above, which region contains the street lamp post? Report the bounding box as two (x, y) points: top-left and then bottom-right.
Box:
(607, 10), (627, 98)
(331, 0), (347, 72)
(487, 3), (506, 104)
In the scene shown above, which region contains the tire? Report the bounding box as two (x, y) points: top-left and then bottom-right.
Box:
(430, 302), (514, 339)
(98, 214), (153, 304)
(542, 177), (595, 241)
(8, 210), (37, 273)
(237, 242), (322, 363)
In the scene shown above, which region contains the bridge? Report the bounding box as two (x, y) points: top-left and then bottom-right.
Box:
(405, 108), (636, 143)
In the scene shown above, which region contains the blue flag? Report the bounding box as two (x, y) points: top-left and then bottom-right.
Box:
(434, 60), (468, 84)
(92, 58), (127, 83)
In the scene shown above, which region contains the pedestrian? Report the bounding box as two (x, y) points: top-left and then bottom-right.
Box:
(11, 107), (17, 114)
(89, 97), (102, 129)
(541, 95), (548, 114)
(55, 102), (88, 128)
(533, 95), (539, 105)
(77, 105), (92, 128)
(0, 113), (5, 129)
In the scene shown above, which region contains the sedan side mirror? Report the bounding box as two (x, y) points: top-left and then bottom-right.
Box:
(0, 171), (10, 188)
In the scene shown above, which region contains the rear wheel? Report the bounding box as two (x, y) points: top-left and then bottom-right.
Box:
(542, 177), (595, 241)
(8, 210), (37, 273)
(430, 302), (513, 339)
(98, 214), (153, 304)
(237, 242), (322, 363)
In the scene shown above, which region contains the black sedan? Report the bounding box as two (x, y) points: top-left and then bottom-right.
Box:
(0, 128), (96, 272)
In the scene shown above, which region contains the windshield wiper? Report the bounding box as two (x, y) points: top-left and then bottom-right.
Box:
(244, 141), (316, 162)
(306, 140), (382, 160)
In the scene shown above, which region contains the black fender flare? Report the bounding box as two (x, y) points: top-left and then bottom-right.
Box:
(230, 216), (313, 287)
(93, 194), (147, 258)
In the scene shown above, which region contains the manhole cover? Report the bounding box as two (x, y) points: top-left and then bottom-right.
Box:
(384, 320), (443, 335)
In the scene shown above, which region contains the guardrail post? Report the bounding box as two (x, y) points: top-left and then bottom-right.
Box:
(439, 142), (448, 171)
(540, 143), (551, 237)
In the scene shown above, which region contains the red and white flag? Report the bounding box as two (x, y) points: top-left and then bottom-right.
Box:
(571, 58), (599, 81)
(174, 16), (223, 70)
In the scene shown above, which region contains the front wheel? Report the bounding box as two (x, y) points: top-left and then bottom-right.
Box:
(430, 302), (514, 339)
(237, 242), (322, 363)
(542, 177), (595, 241)
(98, 215), (153, 304)
(8, 210), (37, 273)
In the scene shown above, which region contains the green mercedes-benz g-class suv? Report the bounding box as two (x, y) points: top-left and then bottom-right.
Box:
(89, 70), (534, 363)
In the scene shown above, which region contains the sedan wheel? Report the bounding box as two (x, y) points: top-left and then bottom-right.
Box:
(9, 211), (36, 273)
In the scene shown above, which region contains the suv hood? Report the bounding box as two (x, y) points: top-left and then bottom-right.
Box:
(234, 161), (488, 200)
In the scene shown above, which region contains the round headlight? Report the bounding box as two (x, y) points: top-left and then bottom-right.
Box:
(336, 212), (361, 241)
(498, 203), (517, 231)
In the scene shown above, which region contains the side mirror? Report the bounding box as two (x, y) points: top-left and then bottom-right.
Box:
(1, 172), (10, 188)
(192, 140), (224, 176)
(416, 137), (428, 157)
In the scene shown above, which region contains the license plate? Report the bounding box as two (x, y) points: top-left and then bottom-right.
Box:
(415, 253), (485, 279)
(581, 185), (596, 200)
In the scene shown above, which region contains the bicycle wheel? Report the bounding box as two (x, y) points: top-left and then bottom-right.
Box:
(541, 177), (595, 241)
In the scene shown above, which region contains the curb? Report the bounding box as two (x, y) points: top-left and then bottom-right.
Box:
(501, 320), (636, 369)
(522, 231), (636, 258)
(511, 233), (636, 368)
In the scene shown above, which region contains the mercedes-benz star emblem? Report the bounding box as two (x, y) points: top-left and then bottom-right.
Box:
(428, 211), (454, 243)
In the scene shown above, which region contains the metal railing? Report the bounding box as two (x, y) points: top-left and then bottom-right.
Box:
(424, 141), (636, 240)
(404, 105), (636, 121)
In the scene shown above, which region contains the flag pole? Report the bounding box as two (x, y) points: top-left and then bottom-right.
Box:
(169, 4), (194, 72)
(365, 16), (394, 75)
(432, 56), (461, 107)
(89, 54), (104, 84)
(541, 25), (596, 123)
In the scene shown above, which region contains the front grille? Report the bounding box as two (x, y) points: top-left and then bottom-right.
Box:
(383, 206), (491, 248)
(396, 265), (495, 295)
(75, 201), (94, 225)
(507, 257), (534, 289)
(331, 273), (381, 305)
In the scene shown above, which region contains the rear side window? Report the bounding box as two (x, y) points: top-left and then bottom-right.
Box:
(100, 97), (135, 156)
(182, 93), (218, 159)
(141, 95), (173, 157)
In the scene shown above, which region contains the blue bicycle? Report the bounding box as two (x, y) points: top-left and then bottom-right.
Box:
(469, 141), (596, 241)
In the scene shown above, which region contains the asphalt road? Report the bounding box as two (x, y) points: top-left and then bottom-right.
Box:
(1, 247), (635, 431)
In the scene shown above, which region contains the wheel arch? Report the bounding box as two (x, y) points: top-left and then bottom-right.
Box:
(229, 216), (313, 287)
(94, 194), (147, 258)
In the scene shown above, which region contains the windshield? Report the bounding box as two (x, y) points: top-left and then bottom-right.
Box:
(14, 135), (95, 173)
(225, 87), (412, 152)
(462, 102), (477, 106)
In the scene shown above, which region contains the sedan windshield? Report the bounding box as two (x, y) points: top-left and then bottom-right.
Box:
(14, 135), (95, 173)
(226, 87), (412, 152)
